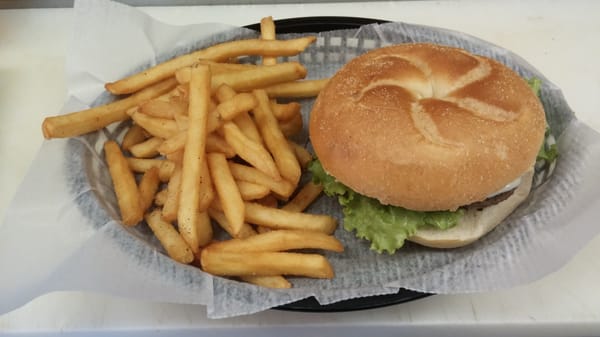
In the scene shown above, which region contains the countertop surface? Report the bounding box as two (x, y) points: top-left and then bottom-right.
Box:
(1, 1), (600, 336)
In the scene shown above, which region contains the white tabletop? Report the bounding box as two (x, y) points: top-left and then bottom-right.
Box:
(1, 1), (600, 336)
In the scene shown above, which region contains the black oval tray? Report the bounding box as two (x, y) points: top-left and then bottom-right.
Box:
(277, 289), (432, 312)
(244, 16), (390, 34)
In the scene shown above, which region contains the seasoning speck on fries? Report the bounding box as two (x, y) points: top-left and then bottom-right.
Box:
(41, 16), (338, 288)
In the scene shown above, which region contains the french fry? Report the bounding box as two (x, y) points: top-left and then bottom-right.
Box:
(207, 229), (343, 253)
(278, 112), (303, 138)
(260, 16), (277, 66)
(202, 60), (258, 72)
(263, 78), (329, 98)
(206, 109), (221, 134)
(103, 140), (143, 226)
(105, 37), (316, 95)
(42, 77), (178, 138)
(173, 113), (189, 130)
(215, 93), (258, 120)
(157, 131), (186, 155)
(252, 89), (301, 185)
(162, 163), (182, 222)
(228, 162), (295, 198)
(209, 97), (218, 111)
(154, 188), (168, 206)
(198, 160), (215, 212)
(195, 211), (213, 249)
(121, 123), (148, 151)
(159, 130), (235, 159)
(153, 83), (188, 103)
(239, 275), (291, 289)
(258, 17), (282, 135)
(138, 167), (161, 213)
(165, 149), (184, 165)
(175, 61), (257, 84)
(255, 226), (271, 234)
(237, 112), (265, 145)
(201, 249), (334, 279)
(214, 83), (237, 102)
(244, 202), (337, 234)
(254, 195), (278, 234)
(215, 84), (264, 145)
(129, 110), (179, 139)
(236, 181), (271, 201)
(140, 98), (187, 119)
(207, 208), (257, 239)
(206, 133), (236, 158)
(157, 118), (235, 158)
(145, 210), (194, 264)
(128, 136), (163, 158)
(206, 93), (256, 135)
(271, 101), (301, 122)
(288, 140), (313, 170)
(211, 62), (307, 93)
(209, 197), (224, 211)
(279, 115), (303, 137)
(196, 36), (316, 61)
(127, 157), (175, 182)
(178, 65), (212, 251)
(207, 152), (245, 236)
(173, 84), (189, 100)
(222, 122), (281, 180)
(174, 68), (190, 84)
(255, 194), (278, 208)
(282, 181), (324, 212)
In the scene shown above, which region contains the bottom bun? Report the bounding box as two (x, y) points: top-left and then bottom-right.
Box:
(408, 169), (534, 249)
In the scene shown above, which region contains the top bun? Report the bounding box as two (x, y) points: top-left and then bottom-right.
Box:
(309, 43), (546, 211)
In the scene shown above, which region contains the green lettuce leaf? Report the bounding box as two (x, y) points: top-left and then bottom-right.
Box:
(308, 160), (463, 254)
(538, 143), (558, 162)
(537, 128), (558, 162)
(527, 77), (542, 97)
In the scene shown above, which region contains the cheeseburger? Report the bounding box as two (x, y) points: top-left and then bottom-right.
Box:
(308, 43), (550, 253)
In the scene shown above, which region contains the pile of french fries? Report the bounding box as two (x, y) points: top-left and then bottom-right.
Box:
(42, 17), (340, 289)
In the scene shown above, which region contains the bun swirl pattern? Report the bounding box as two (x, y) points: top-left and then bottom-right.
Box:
(309, 43), (546, 211)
